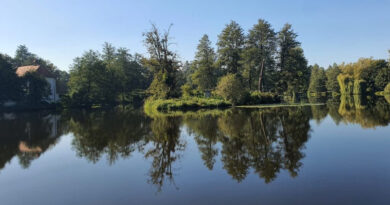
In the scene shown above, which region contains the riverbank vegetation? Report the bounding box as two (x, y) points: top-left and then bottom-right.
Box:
(1, 19), (389, 111)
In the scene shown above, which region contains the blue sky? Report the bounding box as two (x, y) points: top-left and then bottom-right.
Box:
(0, 0), (389, 71)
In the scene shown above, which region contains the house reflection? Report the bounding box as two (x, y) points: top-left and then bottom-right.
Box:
(0, 112), (66, 169)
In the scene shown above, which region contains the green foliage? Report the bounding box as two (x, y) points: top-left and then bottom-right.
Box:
(147, 71), (171, 99)
(337, 74), (354, 95)
(0, 54), (21, 103)
(143, 24), (180, 99)
(283, 47), (310, 98)
(375, 67), (390, 91)
(245, 91), (281, 104)
(325, 63), (341, 93)
(308, 64), (327, 95)
(215, 74), (247, 105)
(242, 19), (276, 91)
(144, 97), (230, 113)
(338, 58), (388, 94)
(191, 35), (218, 93)
(20, 72), (50, 105)
(217, 21), (245, 75)
(181, 84), (193, 98)
(353, 80), (366, 95)
(68, 44), (149, 107)
(276, 24), (309, 96)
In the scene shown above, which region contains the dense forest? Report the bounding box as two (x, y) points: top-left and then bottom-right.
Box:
(0, 19), (389, 110)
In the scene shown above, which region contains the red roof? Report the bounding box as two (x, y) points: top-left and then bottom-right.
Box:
(16, 65), (54, 78)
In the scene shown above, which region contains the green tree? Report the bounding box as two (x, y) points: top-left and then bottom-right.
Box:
(68, 44), (149, 106)
(215, 74), (246, 105)
(325, 63), (341, 93)
(143, 24), (180, 99)
(276, 24), (304, 95)
(308, 64), (327, 95)
(0, 54), (21, 103)
(375, 67), (390, 91)
(68, 50), (106, 106)
(191, 34), (217, 94)
(283, 47), (310, 99)
(217, 21), (245, 75)
(20, 72), (50, 105)
(338, 58), (387, 94)
(242, 19), (276, 91)
(14, 45), (36, 67)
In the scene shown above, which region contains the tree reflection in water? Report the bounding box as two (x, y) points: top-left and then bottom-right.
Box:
(0, 111), (66, 170)
(0, 96), (389, 192)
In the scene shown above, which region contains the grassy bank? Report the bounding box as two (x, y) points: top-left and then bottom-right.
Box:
(144, 97), (231, 113)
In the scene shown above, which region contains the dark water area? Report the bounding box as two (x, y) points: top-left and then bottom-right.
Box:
(1, 97), (390, 205)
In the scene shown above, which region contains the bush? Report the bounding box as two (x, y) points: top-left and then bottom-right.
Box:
(215, 74), (247, 105)
(181, 84), (192, 97)
(245, 91), (281, 105)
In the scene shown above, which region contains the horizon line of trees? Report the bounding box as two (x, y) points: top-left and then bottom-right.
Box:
(145, 20), (311, 104)
(307, 54), (390, 97)
(1, 19), (390, 108)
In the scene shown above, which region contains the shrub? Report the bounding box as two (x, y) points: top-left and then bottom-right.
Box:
(215, 74), (247, 105)
(181, 84), (192, 97)
(245, 91), (281, 105)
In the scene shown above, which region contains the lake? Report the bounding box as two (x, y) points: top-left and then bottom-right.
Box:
(0, 97), (390, 205)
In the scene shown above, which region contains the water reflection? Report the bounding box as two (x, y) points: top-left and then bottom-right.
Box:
(0, 96), (389, 192)
(0, 112), (66, 169)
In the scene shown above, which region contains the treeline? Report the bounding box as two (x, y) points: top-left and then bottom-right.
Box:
(57, 20), (312, 107)
(0, 45), (68, 107)
(144, 20), (310, 104)
(1, 19), (389, 109)
(308, 56), (390, 97)
(66, 43), (151, 107)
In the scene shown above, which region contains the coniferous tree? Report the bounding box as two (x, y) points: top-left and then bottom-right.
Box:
(217, 21), (245, 75)
(325, 63), (341, 94)
(191, 34), (217, 94)
(242, 19), (276, 92)
(276, 24), (309, 98)
(308, 64), (327, 94)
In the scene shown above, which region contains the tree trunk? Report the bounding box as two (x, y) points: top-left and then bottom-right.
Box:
(258, 59), (265, 92)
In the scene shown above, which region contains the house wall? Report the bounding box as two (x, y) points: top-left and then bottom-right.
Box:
(45, 77), (60, 103)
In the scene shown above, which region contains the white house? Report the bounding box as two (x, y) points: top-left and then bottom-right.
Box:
(16, 65), (60, 103)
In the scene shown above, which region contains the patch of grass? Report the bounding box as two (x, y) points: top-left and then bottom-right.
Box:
(144, 97), (231, 113)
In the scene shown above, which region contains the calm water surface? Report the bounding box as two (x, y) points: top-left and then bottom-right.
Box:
(1, 98), (390, 205)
